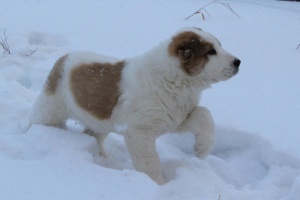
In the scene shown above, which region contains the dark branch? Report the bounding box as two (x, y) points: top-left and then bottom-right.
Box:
(0, 30), (11, 54)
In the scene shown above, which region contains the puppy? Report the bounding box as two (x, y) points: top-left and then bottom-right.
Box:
(30, 27), (240, 185)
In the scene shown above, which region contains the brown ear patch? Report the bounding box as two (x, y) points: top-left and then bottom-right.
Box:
(45, 54), (68, 95)
(168, 31), (213, 76)
(70, 61), (125, 120)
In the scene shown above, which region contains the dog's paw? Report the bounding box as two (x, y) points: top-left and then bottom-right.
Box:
(194, 143), (212, 160)
(153, 174), (166, 185)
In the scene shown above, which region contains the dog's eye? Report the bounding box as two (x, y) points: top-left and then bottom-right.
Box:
(207, 49), (216, 55)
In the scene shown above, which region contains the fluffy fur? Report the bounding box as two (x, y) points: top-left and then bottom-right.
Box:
(30, 27), (240, 185)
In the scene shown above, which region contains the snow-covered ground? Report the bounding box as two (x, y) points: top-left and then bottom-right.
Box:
(1, 0), (300, 199)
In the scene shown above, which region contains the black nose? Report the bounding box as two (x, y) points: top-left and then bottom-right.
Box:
(233, 58), (241, 67)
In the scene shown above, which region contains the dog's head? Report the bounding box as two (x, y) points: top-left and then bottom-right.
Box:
(168, 27), (240, 82)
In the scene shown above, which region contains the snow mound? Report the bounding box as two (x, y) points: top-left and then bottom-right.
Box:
(1, 122), (300, 200)
(28, 32), (68, 47)
(156, 127), (300, 200)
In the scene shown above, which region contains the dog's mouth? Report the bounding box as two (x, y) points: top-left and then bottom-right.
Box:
(233, 67), (239, 76)
(221, 67), (239, 80)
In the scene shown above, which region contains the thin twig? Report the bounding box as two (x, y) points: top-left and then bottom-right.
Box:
(215, 2), (240, 17)
(24, 47), (38, 56)
(0, 30), (11, 54)
(185, 0), (218, 20)
(185, 0), (239, 20)
(297, 44), (300, 50)
(204, 8), (211, 18)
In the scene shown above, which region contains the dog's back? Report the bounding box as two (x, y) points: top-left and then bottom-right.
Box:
(29, 52), (123, 130)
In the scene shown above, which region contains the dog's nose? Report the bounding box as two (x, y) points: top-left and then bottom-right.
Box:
(233, 58), (241, 67)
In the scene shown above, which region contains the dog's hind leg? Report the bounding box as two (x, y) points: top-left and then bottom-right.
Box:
(29, 91), (68, 128)
(29, 55), (68, 129)
(84, 129), (110, 158)
(177, 106), (215, 159)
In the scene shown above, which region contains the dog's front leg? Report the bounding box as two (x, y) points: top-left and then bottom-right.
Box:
(178, 106), (215, 159)
(125, 129), (165, 185)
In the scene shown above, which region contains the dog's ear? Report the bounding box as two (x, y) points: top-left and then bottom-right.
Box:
(178, 49), (192, 59)
(169, 31), (211, 75)
(170, 32), (200, 60)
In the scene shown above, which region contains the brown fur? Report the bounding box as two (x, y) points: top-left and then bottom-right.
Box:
(70, 61), (125, 120)
(168, 31), (213, 76)
(45, 55), (68, 95)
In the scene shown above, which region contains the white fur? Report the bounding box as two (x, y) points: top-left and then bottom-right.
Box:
(30, 27), (239, 185)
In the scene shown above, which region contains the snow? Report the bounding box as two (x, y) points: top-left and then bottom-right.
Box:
(0, 0), (300, 199)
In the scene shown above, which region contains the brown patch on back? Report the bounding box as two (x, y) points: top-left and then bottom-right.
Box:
(168, 31), (213, 76)
(45, 54), (68, 95)
(70, 61), (125, 120)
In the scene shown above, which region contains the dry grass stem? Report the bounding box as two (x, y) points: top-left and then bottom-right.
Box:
(24, 47), (38, 56)
(0, 30), (11, 54)
(185, 0), (239, 20)
(215, 1), (240, 17)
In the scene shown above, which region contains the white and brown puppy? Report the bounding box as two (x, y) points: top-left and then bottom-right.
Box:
(30, 27), (240, 185)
